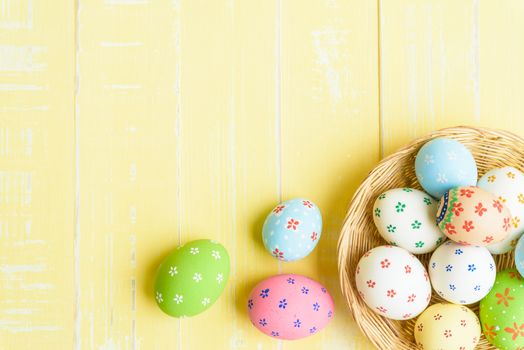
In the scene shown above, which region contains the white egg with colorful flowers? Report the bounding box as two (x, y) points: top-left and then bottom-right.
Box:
(355, 245), (431, 320)
(428, 241), (496, 305)
(262, 198), (322, 262)
(373, 188), (446, 254)
(477, 166), (524, 254)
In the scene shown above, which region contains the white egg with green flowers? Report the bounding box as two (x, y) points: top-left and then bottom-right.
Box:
(373, 188), (446, 254)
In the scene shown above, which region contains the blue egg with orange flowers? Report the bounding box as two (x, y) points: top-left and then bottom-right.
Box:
(262, 198), (322, 262)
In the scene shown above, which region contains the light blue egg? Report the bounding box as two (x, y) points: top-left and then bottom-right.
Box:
(262, 198), (322, 262)
(515, 234), (524, 277)
(415, 138), (477, 198)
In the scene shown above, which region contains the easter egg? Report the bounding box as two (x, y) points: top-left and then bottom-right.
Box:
(415, 138), (477, 198)
(480, 268), (524, 350)
(262, 198), (322, 262)
(428, 241), (495, 304)
(355, 245), (431, 320)
(478, 166), (524, 254)
(154, 239), (230, 317)
(516, 234), (524, 277)
(436, 186), (512, 246)
(247, 274), (334, 340)
(414, 303), (480, 350)
(372, 188), (446, 254)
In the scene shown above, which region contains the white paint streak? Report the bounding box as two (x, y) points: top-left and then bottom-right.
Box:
(130, 279), (136, 311)
(131, 319), (136, 350)
(130, 177), (137, 350)
(0, 0), (33, 29)
(129, 206), (137, 224)
(227, 3), (238, 348)
(98, 338), (117, 350)
(0, 325), (61, 333)
(3, 308), (34, 315)
(104, 0), (148, 5)
(0, 320), (20, 326)
(129, 163), (137, 181)
(13, 239), (46, 246)
(22, 128), (32, 155)
(406, 5), (418, 126)
(274, 0), (282, 204)
(130, 234), (136, 268)
(0, 105), (48, 112)
(21, 171), (32, 206)
(0, 129), (8, 157)
(311, 27), (349, 110)
(131, 277), (136, 350)
(438, 19), (447, 114)
(74, 0), (82, 348)
(0, 263), (45, 273)
(471, 0), (480, 121)
(0, 171), (32, 207)
(19, 282), (54, 290)
(425, 5), (435, 124)
(105, 84), (141, 90)
(23, 218), (31, 237)
(90, 289), (94, 348)
(172, 1), (183, 349)
(0, 84), (44, 91)
(107, 233), (114, 337)
(0, 45), (45, 72)
(100, 41), (143, 47)
(275, 2), (283, 350)
(108, 193), (114, 225)
(1, 299), (49, 304)
(378, 0), (385, 158)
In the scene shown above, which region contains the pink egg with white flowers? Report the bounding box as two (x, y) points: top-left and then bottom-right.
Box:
(247, 274), (334, 340)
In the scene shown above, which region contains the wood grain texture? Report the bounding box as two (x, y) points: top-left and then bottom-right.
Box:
(76, 1), (181, 349)
(3, 0), (524, 349)
(280, 1), (378, 348)
(380, 0), (524, 155)
(0, 0), (75, 348)
(178, 1), (279, 349)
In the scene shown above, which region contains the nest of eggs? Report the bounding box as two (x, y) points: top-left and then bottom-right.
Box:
(337, 126), (523, 350)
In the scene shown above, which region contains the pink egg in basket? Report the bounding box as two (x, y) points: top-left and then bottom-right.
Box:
(247, 274), (334, 340)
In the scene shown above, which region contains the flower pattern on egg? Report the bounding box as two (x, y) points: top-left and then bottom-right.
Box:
(429, 242), (495, 305)
(478, 167), (524, 254)
(355, 246), (431, 320)
(262, 199), (322, 262)
(247, 274), (334, 340)
(415, 304), (480, 350)
(154, 239), (230, 318)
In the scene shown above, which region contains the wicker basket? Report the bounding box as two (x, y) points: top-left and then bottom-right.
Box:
(337, 126), (524, 349)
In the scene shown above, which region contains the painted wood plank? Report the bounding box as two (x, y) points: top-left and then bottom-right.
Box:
(477, 1), (524, 133)
(0, 0), (75, 348)
(76, 0), (281, 349)
(178, 1), (280, 349)
(380, 0), (524, 156)
(10, 0), (524, 348)
(280, 0), (378, 348)
(76, 1), (181, 348)
(380, 0), (477, 155)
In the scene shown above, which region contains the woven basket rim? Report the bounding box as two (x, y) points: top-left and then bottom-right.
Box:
(337, 125), (524, 349)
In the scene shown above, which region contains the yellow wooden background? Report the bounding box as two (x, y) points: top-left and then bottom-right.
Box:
(2, 0), (524, 349)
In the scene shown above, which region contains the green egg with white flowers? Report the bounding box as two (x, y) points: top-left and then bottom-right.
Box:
(154, 239), (230, 317)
